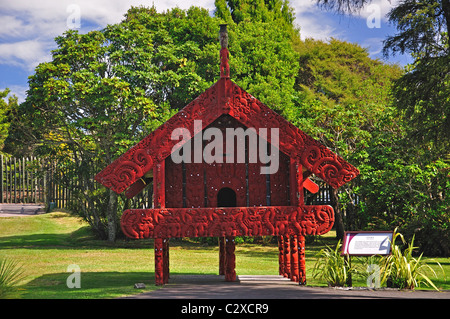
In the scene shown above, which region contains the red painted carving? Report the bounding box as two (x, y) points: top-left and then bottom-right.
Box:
(290, 159), (304, 206)
(278, 236), (285, 276)
(225, 236), (236, 282)
(290, 235), (299, 282)
(298, 235), (306, 285)
(219, 24), (230, 79)
(154, 238), (164, 286)
(154, 162), (165, 208)
(163, 238), (170, 284)
(120, 205), (334, 239)
(220, 48), (230, 79)
(283, 235), (291, 278)
(94, 82), (221, 194)
(219, 237), (226, 275)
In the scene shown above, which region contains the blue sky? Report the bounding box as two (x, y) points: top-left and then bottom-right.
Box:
(0, 0), (411, 103)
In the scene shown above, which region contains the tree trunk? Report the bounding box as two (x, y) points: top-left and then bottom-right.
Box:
(442, 0), (450, 40)
(331, 188), (345, 240)
(107, 189), (118, 242)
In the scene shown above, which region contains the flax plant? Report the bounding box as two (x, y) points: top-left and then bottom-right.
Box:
(380, 231), (442, 291)
(0, 257), (25, 298)
(312, 240), (355, 287)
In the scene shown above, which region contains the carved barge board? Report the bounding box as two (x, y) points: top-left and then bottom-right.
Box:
(120, 205), (334, 239)
(94, 77), (359, 196)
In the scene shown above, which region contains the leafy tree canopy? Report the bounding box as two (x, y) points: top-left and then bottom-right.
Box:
(313, 0), (450, 252)
(289, 38), (402, 156)
(5, 4), (300, 241)
(314, 0), (450, 158)
(0, 89), (17, 152)
(215, 0), (296, 27)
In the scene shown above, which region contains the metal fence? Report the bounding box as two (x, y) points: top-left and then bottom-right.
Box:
(0, 156), (85, 209)
(306, 180), (333, 205)
(0, 156), (153, 211)
(0, 156), (45, 204)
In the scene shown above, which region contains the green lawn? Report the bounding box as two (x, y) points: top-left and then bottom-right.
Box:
(0, 212), (448, 298)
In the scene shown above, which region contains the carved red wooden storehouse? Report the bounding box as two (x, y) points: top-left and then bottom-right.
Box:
(95, 25), (359, 286)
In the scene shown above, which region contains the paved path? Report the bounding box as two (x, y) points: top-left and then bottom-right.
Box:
(126, 275), (449, 299)
(0, 203), (44, 217)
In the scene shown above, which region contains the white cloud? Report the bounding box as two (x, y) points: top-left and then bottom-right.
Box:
(361, 37), (385, 56)
(0, 40), (52, 71)
(0, 0), (215, 72)
(0, 0), (402, 93)
(0, 15), (34, 39)
(296, 13), (337, 40)
(0, 0), (216, 101)
(1, 84), (29, 103)
(291, 0), (338, 40)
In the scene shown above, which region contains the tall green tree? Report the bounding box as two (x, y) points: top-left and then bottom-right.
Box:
(383, 0), (450, 157)
(289, 38), (402, 239)
(8, 5), (300, 240)
(316, 0), (450, 157)
(8, 6), (221, 241)
(215, 0), (295, 26)
(10, 28), (158, 241)
(0, 89), (18, 152)
(215, 0), (300, 114)
(315, 0), (450, 253)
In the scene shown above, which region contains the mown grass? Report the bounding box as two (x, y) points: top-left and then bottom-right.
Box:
(0, 212), (448, 298)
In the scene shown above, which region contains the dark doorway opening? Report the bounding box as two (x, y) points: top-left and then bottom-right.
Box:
(217, 187), (237, 207)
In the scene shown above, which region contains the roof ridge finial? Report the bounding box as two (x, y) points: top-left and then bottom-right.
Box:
(219, 24), (228, 48)
(219, 24), (230, 78)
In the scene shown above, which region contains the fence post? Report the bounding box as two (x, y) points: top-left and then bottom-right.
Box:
(0, 155), (3, 203)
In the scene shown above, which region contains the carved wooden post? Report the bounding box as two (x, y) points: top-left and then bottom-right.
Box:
(290, 158), (304, 206)
(290, 158), (304, 283)
(290, 235), (299, 282)
(153, 161), (168, 286)
(219, 237), (226, 275)
(298, 235), (306, 285)
(225, 236), (236, 282)
(283, 235), (291, 278)
(163, 238), (170, 284)
(219, 24), (230, 79)
(278, 236), (284, 276)
(154, 238), (164, 286)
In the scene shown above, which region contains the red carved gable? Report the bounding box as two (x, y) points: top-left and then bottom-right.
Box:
(95, 77), (359, 195)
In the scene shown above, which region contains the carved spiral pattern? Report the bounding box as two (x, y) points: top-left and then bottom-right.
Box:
(120, 205), (334, 239)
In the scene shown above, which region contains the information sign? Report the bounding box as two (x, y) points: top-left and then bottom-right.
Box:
(342, 231), (393, 256)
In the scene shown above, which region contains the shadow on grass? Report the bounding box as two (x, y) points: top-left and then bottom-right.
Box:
(21, 271), (221, 299)
(22, 271), (157, 299)
(0, 227), (155, 250)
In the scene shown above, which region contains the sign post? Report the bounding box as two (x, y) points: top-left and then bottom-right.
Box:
(341, 231), (393, 287)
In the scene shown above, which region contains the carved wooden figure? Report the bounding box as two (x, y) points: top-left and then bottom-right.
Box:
(95, 25), (359, 286)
